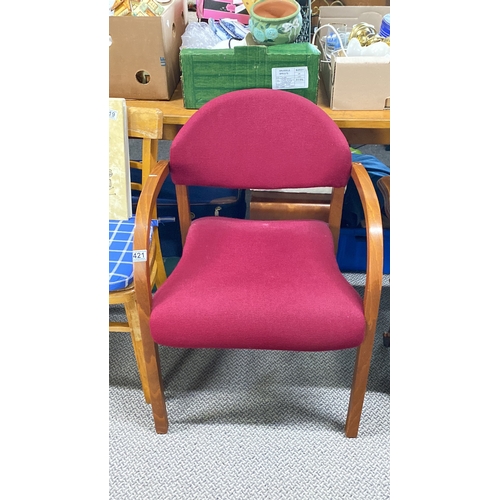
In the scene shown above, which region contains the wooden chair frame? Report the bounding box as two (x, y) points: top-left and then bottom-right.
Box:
(109, 107), (167, 404)
(132, 157), (383, 437)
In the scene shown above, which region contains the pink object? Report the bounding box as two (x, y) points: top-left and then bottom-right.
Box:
(150, 88), (365, 352)
(197, 0), (250, 24)
(169, 88), (352, 189)
(151, 217), (364, 350)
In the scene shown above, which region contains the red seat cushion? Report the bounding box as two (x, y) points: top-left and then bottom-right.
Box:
(151, 217), (365, 351)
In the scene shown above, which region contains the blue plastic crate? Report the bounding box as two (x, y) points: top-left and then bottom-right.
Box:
(337, 227), (390, 274)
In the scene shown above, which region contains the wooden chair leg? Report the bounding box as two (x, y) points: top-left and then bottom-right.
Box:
(344, 325), (377, 438)
(123, 296), (151, 404)
(144, 341), (169, 434)
(133, 234), (169, 433)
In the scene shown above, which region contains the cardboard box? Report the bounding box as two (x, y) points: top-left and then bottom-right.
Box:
(312, 1), (389, 28)
(109, 0), (188, 100)
(317, 5), (390, 110)
(180, 41), (320, 109)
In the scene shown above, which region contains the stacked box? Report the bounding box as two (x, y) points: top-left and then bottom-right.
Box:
(109, 0), (188, 100)
(180, 42), (320, 109)
(317, 5), (390, 110)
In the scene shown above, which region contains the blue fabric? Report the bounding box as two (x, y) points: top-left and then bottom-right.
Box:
(109, 217), (157, 292)
(342, 153), (390, 228)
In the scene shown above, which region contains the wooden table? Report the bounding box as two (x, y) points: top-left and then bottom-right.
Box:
(127, 81), (390, 145)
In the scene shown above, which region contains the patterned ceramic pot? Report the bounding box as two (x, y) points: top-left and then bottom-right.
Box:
(249, 0), (303, 46)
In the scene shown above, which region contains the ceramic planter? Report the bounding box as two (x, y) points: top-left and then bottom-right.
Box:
(249, 0), (303, 46)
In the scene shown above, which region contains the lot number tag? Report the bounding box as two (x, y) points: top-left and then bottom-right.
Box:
(132, 250), (147, 262)
(271, 67), (308, 90)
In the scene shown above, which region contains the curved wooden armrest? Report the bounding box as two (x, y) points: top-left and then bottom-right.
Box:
(350, 162), (384, 329)
(133, 160), (170, 315)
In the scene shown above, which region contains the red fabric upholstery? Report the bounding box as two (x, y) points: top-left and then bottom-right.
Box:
(169, 89), (352, 190)
(151, 217), (365, 351)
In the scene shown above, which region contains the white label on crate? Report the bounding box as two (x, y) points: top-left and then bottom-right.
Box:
(132, 250), (147, 262)
(271, 67), (308, 90)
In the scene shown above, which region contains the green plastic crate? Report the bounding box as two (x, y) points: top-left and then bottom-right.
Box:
(180, 43), (320, 109)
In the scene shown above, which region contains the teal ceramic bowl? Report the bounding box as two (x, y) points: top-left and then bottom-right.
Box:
(249, 0), (303, 46)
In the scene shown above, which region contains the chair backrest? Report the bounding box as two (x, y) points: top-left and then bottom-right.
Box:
(127, 106), (163, 191)
(169, 89), (352, 190)
(125, 106), (166, 286)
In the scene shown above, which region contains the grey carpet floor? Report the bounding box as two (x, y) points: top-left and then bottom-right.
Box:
(109, 273), (390, 500)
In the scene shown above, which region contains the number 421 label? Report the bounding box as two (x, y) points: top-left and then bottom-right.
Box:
(132, 250), (147, 262)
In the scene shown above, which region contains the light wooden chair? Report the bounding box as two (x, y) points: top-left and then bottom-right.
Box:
(109, 106), (167, 404)
(133, 89), (384, 437)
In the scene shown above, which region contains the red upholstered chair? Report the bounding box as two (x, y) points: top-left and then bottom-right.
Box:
(132, 89), (384, 437)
